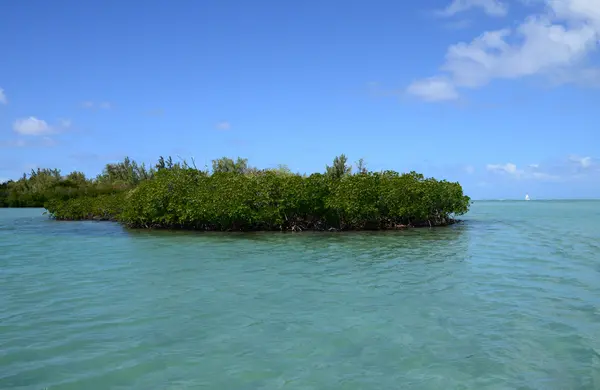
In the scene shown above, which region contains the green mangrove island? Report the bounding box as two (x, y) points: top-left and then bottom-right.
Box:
(0, 154), (471, 231)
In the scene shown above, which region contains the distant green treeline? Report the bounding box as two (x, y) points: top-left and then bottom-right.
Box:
(1, 155), (471, 231)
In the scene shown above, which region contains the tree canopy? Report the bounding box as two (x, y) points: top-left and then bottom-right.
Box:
(2, 155), (471, 231)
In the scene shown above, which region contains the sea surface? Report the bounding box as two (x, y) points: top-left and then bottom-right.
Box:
(1, 201), (600, 389)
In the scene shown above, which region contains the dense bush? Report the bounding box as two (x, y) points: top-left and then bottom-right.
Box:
(45, 193), (127, 221)
(4, 155), (471, 231)
(0, 157), (150, 208)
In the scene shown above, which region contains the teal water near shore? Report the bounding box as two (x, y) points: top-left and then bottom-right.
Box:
(1, 201), (600, 389)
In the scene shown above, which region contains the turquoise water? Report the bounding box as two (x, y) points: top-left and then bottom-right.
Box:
(1, 201), (600, 389)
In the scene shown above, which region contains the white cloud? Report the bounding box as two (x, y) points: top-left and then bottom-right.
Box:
(406, 76), (460, 101)
(529, 171), (562, 180)
(487, 162), (521, 175)
(548, 67), (600, 87)
(13, 117), (52, 135)
(408, 0), (600, 101)
(12, 117), (72, 136)
(0, 88), (7, 105)
(569, 155), (593, 168)
(465, 165), (476, 174)
(216, 121), (231, 130)
(551, 0), (600, 22)
(436, 0), (508, 17)
(486, 162), (559, 180)
(485, 159), (594, 181)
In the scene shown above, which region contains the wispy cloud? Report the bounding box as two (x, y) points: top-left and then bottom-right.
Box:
(486, 162), (562, 181)
(12, 117), (72, 136)
(0, 88), (7, 105)
(408, 0), (600, 101)
(486, 155), (599, 182)
(569, 155), (593, 168)
(0, 139), (27, 148)
(216, 121), (231, 130)
(81, 101), (112, 110)
(59, 119), (72, 129)
(0, 136), (57, 149)
(487, 162), (521, 175)
(436, 0), (508, 17)
(406, 76), (459, 102)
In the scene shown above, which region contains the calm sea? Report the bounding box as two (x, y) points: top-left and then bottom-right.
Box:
(1, 201), (600, 389)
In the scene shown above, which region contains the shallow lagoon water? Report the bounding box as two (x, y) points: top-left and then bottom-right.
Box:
(1, 201), (600, 389)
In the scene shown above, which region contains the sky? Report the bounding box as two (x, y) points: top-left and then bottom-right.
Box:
(1, 0), (599, 199)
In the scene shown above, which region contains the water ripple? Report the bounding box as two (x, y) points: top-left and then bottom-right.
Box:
(1, 203), (600, 389)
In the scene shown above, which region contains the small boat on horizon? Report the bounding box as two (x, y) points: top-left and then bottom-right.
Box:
(525, 194), (530, 201)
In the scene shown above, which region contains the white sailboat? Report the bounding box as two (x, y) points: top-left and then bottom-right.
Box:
(525, 194), (530, 201)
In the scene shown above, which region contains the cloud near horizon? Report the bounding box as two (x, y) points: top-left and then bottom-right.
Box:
(408, 0), (600, 101)
(486, 162), (560, 181)
(486, 155), (598, 181)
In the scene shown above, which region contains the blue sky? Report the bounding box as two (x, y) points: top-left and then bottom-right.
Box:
(1, 0), (599, 199)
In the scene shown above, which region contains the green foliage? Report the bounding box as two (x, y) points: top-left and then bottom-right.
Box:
(355, 158), (368, 175)
(1, 168), (78, 207)
(0, 158), (149, 208)
(4, 154), (471, 231)
(0, 181), (10, 207)
(45, 192), (127, 221)
(326, 154), (352, 179)
(211, 157), (254, 175)
(96, 156), (154, 187)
